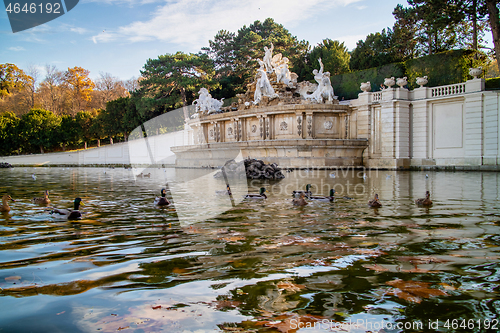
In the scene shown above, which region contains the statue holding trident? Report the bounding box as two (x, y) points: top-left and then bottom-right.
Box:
(263, 43), (274, 73)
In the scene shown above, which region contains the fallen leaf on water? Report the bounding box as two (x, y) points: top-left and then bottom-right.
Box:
(5, 276), (21, 281)
(386, 279), (447, 303)
(439, 283), (457, 291)
(363, 264), (390, 272)
(210, 300), (242, 310)
(276, 281), (306, 292)
(221, 236), (246, 242)
(353, 248), (386, 256)
(172, 267), (188, 274)
(117, 326), (130, 331)
(152, 305), (161, 310)
(260, 314), (325, 333)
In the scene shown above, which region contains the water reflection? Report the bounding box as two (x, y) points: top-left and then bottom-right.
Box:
(0, 167), (499, 332)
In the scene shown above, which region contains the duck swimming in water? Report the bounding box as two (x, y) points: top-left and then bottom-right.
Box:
(368, 193), (382, 208)
(32, 190), (50, 205)
(244, 187), (267, 199)
(292, 184), (312, 198)
(154, 188), (171, 206)
(309, 189), (335, 202)
(292, 192), (308, 206)
(415, 191), (432, 206)
(49, 198), (85, 220)
(0, 195), (15, 212)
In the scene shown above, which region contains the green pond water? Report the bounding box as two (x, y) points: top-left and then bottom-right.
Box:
(0, 167), (499, 333)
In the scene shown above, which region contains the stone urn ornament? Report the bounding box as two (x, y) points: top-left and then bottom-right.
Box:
(416, 76), (428, 88)
(360, 81), (371, 92)
(469, 67), (482, 79)
(384, 77), (395, 89)
(396, 77), (408, 88)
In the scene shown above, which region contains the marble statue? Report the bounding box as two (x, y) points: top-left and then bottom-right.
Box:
(263, 43), (274, 73)
(193, 88), (224, 115)
(306, 58), (335, 103)
(274, 56), (293, 86)
(254, 59), (279, 105)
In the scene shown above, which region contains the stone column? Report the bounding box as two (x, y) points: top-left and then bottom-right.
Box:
(464, 92), (483, 165)
(264, 115), (270, 140)
(258, 115), (265, 140)
(410, 98), (430, 164)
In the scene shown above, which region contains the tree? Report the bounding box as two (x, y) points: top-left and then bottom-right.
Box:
(93, 72), (128, 110)
(104, 96), (141, 141)
(485, 0), (500, 72)
(350, 31), (396, 71)
(0, 112), (21, 155)
(19, 108), (60, 153)
(138, 52), (217, 120)
(55, 114), (79, 151)
(64, 66), (95, 114)
(39, 65), (67, 115)
(203, 18), (310, 94)
(203, 29), (237, 75)
(0, 63), (31, 99)
(305, 39), (350, 80)
(75, 110), (95, 149)
(233, 18), (310, 85)
(407, 0), (465, 55)
(21, 64), (40, 109)
(392, 5), (419, 60)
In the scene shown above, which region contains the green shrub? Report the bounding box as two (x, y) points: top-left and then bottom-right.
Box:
(332, 50), (480, 100)
(486, 77), (500, 90)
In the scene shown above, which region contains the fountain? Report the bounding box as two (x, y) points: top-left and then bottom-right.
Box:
(173, 44), (368, 168)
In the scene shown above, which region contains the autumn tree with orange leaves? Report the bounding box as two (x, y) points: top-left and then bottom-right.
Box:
(64, 66), (95, 114)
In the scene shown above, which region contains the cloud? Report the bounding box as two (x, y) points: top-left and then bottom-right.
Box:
(8, 46), (25, 51)
(70, 27), (88, 34)
(91, 0), (362, 49)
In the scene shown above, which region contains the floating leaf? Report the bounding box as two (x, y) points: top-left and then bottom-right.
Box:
(276, 281), (306, 292)
(5, 276), (21, 281)
(386, 279), (447, 303)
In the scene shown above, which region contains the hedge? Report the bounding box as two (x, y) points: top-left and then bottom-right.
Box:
(333, 50), (479, 100)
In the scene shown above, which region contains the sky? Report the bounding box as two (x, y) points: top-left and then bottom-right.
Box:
(0, 0), (412, 81)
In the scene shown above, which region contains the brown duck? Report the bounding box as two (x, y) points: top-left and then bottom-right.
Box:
(415, 191), (432, 206)
(292, 192), (308, 206)
(368, 193), (382, 208)
(0, 195), (15, 212)
(32, 190), (50, 205)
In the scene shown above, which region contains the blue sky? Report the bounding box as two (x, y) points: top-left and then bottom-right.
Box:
(0, 0), (411, 81)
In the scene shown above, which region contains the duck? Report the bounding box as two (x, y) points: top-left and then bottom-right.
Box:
(292, 192), (308, 206)
(292, 184), (312, 198)
(309, 189), (335, 202)
(49, 198), (84, 220)
(154, 188), (171, 206)
(368, 193), (382, 208)
(216, 184), (232, 196)
(0, 195), (15, 212)
(32, 190), (50, 205)
(415, 191), (432, 206)
(244, 187), (267, 199)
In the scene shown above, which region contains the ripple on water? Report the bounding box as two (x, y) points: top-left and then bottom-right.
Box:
(0, 168), (499, 332)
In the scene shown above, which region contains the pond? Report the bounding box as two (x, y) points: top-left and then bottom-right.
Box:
(0, 167), (499, 333)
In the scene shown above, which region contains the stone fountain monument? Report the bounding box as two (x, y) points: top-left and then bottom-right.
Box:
(172, 44), (368, 168)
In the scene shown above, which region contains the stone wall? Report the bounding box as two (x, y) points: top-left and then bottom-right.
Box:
(350, 77), (500, 169)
